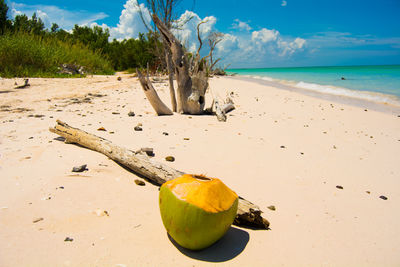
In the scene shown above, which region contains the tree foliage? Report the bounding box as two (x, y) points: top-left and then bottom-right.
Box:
(0, 0), (10, 34)
(0, 1), (163, 76)
(108, 33), (160, 71)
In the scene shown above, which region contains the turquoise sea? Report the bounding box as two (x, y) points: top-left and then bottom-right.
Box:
(227, 65), (400, 105)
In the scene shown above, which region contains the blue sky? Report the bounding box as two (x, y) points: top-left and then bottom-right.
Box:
(5, 0), (400, 68)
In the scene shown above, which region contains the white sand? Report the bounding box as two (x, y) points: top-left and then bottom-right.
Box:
(1, 74), (399, 266)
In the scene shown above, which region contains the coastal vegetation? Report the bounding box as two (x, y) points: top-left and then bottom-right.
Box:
(0, 32), (114, 77)
(0, 0), (160, 77)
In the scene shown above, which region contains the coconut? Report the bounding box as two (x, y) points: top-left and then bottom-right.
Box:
(159, 174), (238, 250)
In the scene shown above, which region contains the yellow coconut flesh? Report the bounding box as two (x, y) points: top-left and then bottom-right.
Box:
(159, 174), (238, 250)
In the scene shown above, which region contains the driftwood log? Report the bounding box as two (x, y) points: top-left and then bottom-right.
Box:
(212, 96), (236, 122)
(49, 120), (269, 229)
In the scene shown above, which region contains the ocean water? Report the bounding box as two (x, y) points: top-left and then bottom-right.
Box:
(227, 65), (400, 105)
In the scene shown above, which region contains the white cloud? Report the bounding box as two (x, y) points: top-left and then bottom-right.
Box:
(216, 34), (240, 53)
(9, 2), (108, 29)
(278, 37), (306, 56)
(35, 10), (50, 26)
(252, 28), (279, 44)
(10, 8), (22, 17)
(232, 19), (252, 31)
(172, 11), (217, 53)
(281, 0), (287, 7)
(214, 23), (306, 67)
(108, 0), (151, 40)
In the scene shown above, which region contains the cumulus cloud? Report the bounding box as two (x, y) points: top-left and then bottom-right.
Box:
(252, 28), (279, 44)
(232, 19), (252, 31)
(172, 11), (217, 52)
(170, 12), (306, 67)
(216, 33), (240, 53)
(108, 0), (151, 40)
(278, 37), (306, 56)
(213, 23), (306, 67)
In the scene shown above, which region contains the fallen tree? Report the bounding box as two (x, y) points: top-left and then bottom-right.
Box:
(49, 120), (269, 229)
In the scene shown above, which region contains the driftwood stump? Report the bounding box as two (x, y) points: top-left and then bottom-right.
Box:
(49, 120), (269, 229)
(137, 15), (207, 115)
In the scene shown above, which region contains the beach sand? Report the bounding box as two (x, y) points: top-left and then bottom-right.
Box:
(0, 73), (399, 266)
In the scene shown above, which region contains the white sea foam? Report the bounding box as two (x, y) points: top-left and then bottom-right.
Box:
(261, 76), (274, 82)
(241, 73), (400, 107)
(294, 81), (399, 105)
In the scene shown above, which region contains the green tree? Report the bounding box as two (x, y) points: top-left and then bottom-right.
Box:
(29, 13), (45, 35)
(13, 13), (45, 34)
(72, 25), (110, 54)
(50, 23), (59, 33)
(0, 0), (10, 34)
(13, 14), (30, 32)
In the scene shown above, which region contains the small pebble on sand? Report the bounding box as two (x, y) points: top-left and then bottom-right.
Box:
(33, 217), (44, 223)
(135, 179), (145, 186)
(165, 156), (175, 162)
(72, 164), (88, 172)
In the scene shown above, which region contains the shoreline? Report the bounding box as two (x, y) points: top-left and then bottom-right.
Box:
(229, 75), (400, 115)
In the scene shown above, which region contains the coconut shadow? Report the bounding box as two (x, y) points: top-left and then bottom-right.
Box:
(168, 226), (249, 262)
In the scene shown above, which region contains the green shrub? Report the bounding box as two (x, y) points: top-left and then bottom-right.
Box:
(0, 32), (114, 77)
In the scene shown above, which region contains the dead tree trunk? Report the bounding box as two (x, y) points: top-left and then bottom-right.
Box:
(137, 69), (173, 115)
(152, 14), (207, 114)
(49, 120), (269, 229)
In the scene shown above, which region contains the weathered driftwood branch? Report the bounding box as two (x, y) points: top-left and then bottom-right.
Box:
(213, 96), (235, 122)
(214, 100), (227, 122)
(49, 120), (269, 229)
(223, 103), (235, 114)
(15, 78), (30, 89)
(50, 120), (181, 184)
(137, 69), (173, 116)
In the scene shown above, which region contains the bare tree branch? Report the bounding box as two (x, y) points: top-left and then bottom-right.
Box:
(137, 68), (173, 115)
